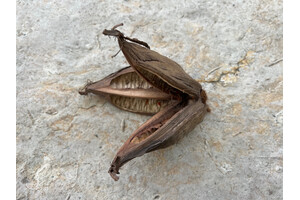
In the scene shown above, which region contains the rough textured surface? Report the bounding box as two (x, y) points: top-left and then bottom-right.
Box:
(17, 0), (282, 199)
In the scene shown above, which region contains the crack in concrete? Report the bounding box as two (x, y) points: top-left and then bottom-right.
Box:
(267, 58), (283, 67)
(200, 51), (255, 84)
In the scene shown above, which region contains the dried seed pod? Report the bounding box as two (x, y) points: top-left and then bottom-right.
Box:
(103, 28), (202, 100)
(79, 24), (209, 181)
(109, 99), (208, 181)
(79, 66), (172, 114)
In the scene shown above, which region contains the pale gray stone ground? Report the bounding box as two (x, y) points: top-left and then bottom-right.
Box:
(17, 0), (282, 199)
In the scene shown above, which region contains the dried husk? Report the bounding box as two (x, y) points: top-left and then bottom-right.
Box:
(79, 66), (172, 114)
(103, 29), (202, 100)
(109, 99), (208, 181)
(80, 24), (209, 181)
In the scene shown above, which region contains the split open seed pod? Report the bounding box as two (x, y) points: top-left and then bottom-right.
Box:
(80, 24), (209, 181)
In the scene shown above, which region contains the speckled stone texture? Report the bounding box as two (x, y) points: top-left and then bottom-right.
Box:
(17, 0), (282, 199)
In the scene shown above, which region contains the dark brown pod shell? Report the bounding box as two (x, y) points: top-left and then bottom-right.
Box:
(117, 38), (202, 99)
(109, 99), (208, 181)
(79, 66), (172, 114)
(80, 25), (209, 181)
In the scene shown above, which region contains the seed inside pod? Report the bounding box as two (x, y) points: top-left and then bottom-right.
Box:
(79, 66), (173, 114)
(110, 95), (169, 114)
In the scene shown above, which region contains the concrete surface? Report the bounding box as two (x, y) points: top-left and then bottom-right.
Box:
(17, 0), (282, 199)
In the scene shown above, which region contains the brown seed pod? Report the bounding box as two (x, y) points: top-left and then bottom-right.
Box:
(79, 24), (209, 181)
(79, 66), (172, 114)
